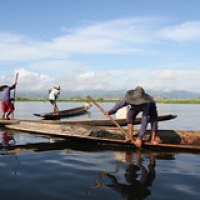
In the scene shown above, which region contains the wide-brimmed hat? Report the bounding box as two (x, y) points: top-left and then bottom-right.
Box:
(0, 85), (8, 91)
(125, 86), (154, 105)
(54, 85), (61, 90)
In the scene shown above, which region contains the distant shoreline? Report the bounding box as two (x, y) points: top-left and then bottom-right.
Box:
(14, 97), (200, 104)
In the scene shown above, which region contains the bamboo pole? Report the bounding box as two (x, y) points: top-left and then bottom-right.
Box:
(12, 72), (19, 119)
(86, 95), (128, 136)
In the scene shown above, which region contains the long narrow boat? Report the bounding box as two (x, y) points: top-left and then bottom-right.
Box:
(5, 121), (200, 151)
(0, 114), (176, 127)
(28, 114), (177, 126)
(59, 114), (177, 126)
(33, 103), (91, 120)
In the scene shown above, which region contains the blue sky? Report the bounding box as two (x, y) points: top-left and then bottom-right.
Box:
(0, 0), (200, 95)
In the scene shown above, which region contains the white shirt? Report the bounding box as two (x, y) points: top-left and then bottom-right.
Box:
(49, 88), (60, 100)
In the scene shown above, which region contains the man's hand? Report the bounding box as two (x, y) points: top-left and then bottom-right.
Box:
(104, 110), (109, 115)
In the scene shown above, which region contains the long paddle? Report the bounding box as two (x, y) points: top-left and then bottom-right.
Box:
(86, 95), (128, 137)
(12, 72), (19, 119)
(13, 72), (19, 99)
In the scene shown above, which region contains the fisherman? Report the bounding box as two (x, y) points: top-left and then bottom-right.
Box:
(49, 85), (61, 115)
(0, 82), (17, 120)
(104, 86), (158, 148)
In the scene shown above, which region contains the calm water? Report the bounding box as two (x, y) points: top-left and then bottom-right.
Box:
(0, 102), (200, 200)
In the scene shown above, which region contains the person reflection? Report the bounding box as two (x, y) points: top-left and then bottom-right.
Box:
(1, 131), (15, 147)
(99, 150), (156, 200)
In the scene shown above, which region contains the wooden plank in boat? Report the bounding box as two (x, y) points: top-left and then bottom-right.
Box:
(0, 119), (20, 125)
(143, 142), (200, 151)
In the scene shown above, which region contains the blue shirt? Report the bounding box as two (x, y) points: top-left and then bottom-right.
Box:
(1, 84), (15, 103)
(108, 99), (157, 117)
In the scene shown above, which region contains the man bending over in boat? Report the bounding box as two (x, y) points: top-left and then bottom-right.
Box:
(49, 85), (61, 115)
(0, 82), (17, 120)
(104, 86), (158, 148)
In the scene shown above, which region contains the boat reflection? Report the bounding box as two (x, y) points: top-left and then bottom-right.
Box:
(0, 130), (136, 155)
(1, 129), (195, 156)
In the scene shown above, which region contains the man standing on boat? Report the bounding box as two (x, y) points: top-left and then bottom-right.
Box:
(0, 82), (17, 120)
(49, 85), (61, 115)
(104, 86), (158, 148)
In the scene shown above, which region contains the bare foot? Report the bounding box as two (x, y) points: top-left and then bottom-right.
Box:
(125, 136), (132, 143)
(125, 135), (132, 142)
(53, 112), (59, 115)
(150, 140), (159, 145)
(133, 138), (142, 148)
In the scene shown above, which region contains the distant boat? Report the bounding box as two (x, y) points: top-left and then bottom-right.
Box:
(33, 103), (91, 120)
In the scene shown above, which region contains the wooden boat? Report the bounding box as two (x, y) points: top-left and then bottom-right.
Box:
(27, 114), (177, 126)
(0, 114), (176, 127)
(60, 114), (177, 126)
(0, 119), (19, 125)
(33, 103), (91, 120)
(5, 121), (200, 151)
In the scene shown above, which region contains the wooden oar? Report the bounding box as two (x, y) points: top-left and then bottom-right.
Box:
(13, 72), (19, 99)
(86, 95), (128, 137)
(12, 72), (19, 119)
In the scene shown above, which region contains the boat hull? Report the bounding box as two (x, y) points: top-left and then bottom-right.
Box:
(33, 104), (91, 120)
(5, 121), (200, 151)
(31, 114), (177, 126)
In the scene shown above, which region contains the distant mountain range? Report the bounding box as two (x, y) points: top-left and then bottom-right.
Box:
(16, 89), (200, 99)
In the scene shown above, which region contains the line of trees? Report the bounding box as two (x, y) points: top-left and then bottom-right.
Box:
(13, 96), (200, 104)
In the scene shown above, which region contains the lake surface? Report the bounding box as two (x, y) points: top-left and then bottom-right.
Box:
(0, 102), (200, 200)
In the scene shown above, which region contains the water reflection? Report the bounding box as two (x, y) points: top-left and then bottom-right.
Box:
(0, 131), (16, 156)
(1, 131), (16, 147)
(93, 150), (156, 200)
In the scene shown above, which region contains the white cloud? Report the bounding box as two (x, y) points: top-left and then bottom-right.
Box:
(158, 21), (200, 42)
(0, 33), (50, 61)
(1, 17), (200, 62)
(154, 70), (180, 81)
(0, 17), (200, 94)
(1, 68), (198, 95)
(52, 17), (159, 54)
(20, 60), (85, 75)
(0, 17), (160, 62)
